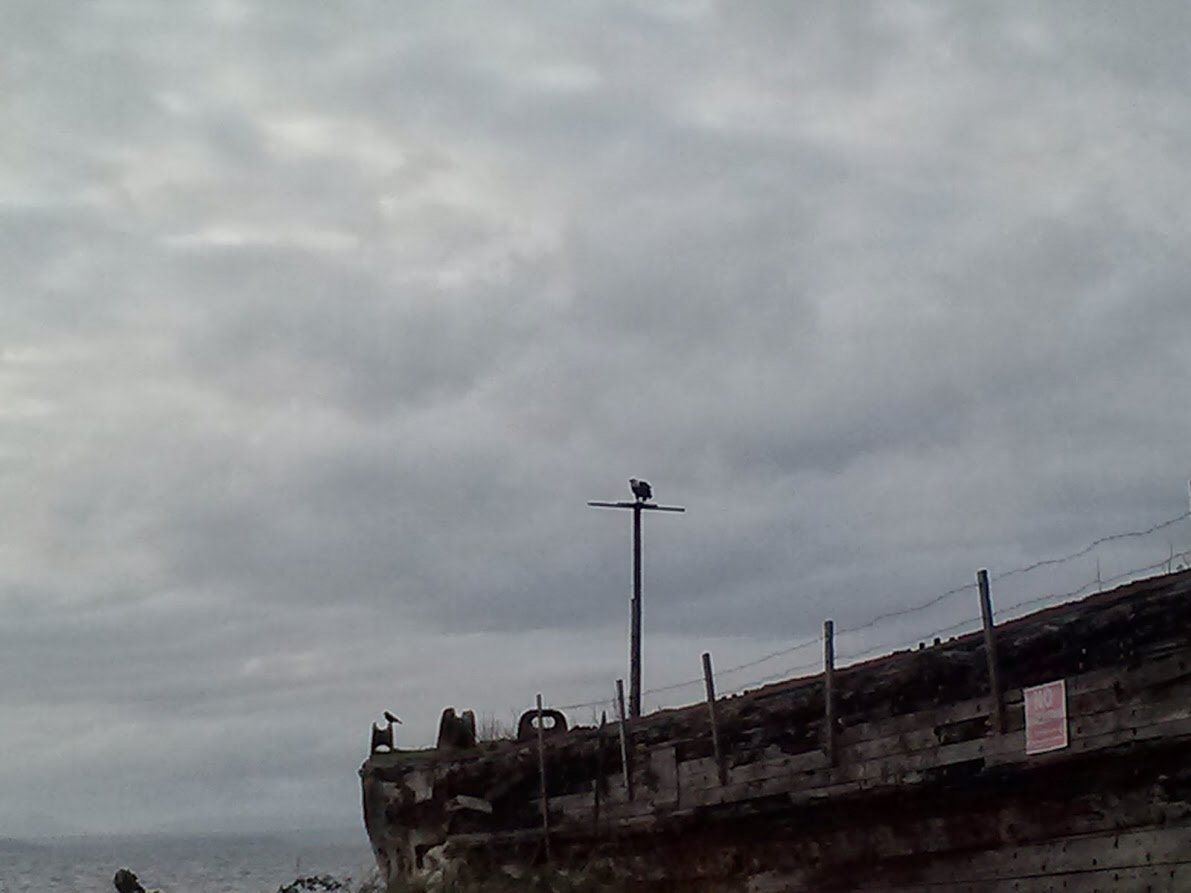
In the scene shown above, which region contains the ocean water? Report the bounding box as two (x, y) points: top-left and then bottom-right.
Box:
(0, 832), (376, 893)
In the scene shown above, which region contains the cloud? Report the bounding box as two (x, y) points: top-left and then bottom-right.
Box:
(2, 0), (1190, 836)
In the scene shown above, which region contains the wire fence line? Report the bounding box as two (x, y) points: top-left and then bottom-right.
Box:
(551, 509), (1191, 715)
(989, 511), (1191, 584)
(833, 548), (1191, 670)
(997, 551), (1191, 622)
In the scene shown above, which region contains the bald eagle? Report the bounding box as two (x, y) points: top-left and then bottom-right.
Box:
(629, 478), (652, 502)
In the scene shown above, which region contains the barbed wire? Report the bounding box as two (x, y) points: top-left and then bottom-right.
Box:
(997, 550), (1191, 621)
(989, 510), (1191, 584)
(836, 549), (1191, 669)
(838, 613), (983, 665)
(556, 630), (828, 712)
(734, 655), (823, 692)
(555, 697), (610, 712)
(639, 546), (1187, 709)
(838, 581), (977, 636)
(557, 551), (1190, 714)
(547, 509), (1191, 716)
(716, 634), (822, 676)
(834, 510), (1191, 639)
(633, 631), (823, 702)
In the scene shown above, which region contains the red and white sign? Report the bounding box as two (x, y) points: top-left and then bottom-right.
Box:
(1024, 679), (1068, 755)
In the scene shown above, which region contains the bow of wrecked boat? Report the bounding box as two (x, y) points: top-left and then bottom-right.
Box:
(361, 569), (1191, 891)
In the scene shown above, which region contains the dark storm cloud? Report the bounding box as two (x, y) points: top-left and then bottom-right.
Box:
(2, 0), (1190, 836)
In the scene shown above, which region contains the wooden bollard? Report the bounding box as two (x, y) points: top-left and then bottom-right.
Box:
(535, 693), (551, 859)
(823, 619), (837, 765)
(978, 569), (1007, 734)
(702, 652), (727, 785)
(615, 678), (633, 800)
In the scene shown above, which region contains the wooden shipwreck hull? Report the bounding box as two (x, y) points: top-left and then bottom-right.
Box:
(360, 570), (1191, 890)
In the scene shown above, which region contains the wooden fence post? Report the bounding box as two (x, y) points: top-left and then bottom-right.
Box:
(978, 569), (1007, 734)
(593, 712), (606, 827)
(535, 693), (551, 860)
(702, 652), (727, 785)
(823, 619), (837, 765)
(615, 678), (633, 800)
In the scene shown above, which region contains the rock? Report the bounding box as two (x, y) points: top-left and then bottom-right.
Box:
(113, 868), (146, 893)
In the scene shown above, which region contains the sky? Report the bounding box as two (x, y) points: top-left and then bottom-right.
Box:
(2, 1), (1190, 838)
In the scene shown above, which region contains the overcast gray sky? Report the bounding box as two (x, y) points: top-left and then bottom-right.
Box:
(3, 1), (1190, 837)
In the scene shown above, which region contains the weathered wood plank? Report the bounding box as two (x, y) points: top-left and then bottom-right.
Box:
(675, 699), (1191, 812)
(835, 650), (1191, 754)
(852, 861), (1191, 892)
(903, 824), (1191, 884)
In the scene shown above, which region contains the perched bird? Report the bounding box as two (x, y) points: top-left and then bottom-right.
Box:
(383, 710), (402, 725)
(629, 478), (652, 502)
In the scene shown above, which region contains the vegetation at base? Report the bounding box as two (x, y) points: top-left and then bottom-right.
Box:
(342, 865), (626, 893)
(278, 876), (356, 892)
(274, 860), (632, 893)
